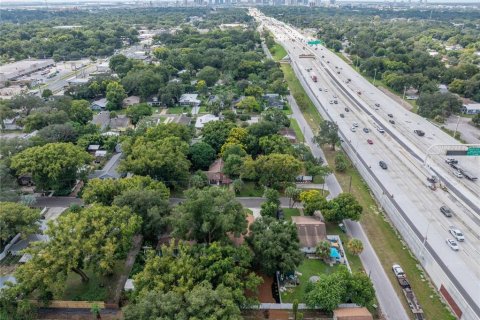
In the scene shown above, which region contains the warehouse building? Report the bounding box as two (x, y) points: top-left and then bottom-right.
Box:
(0, 59), (55, 87)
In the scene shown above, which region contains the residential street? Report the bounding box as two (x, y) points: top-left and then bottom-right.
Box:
(287, 94), (409, 319)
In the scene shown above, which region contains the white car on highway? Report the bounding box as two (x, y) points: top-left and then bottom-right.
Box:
(446, 239), (459, 251)
(449, 227), (465, 242)
(453, 171), (463, 178)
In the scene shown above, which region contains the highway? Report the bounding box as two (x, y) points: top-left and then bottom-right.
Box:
(252, 9), (480, 320)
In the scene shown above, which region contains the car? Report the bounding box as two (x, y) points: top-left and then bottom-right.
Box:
(389, 120), (395, 124)
(319, 88), (323, 91)
(375, 103), (380, 107)
(388, 114), (394, 118)
(340, 113), (345, 118)
(367, 139), (373, 144)
(445, 158), (458, 165)
(337, 71), (341, 74)
(350, 127), (356, 132)
(329, 100), (334, 104)
(333, 95), (337, 99)
(414, 130), (425, 136)
(453, 170), (463, 178)
(353, 122), (359, 127)
(363, 128), (370, 133)
(379, 161), (388, 169)
(324, 88), (328, 92)
(446, 239), (459, 251)
(345, 107), (350, 112)
(440, 205), (453, 217)
(377, 127), (385, 133)
(334, 100), (338, 104)
(449, 227), (465, 242)
(392, 264), (405, 277)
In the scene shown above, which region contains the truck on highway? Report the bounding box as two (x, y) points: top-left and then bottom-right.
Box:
(460, 170), (477, 181)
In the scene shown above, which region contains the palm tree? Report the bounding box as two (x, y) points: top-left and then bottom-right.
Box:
(347, 238), (364, 256)
(316, 240), (331, 261)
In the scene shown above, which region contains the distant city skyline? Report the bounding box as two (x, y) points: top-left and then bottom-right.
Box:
(2, 0), (480, 3)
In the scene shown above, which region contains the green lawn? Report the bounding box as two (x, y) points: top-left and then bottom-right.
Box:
(290, 118), (305, 143)
(282, 104), (293, 116)
(281, 259), (338, 303)
(281, 64), (323, 131)
(198, 106), (207, 113)
(269, 43), (288, 61)
(237, 182), (264, 197)
(283, 208), (300, 221)
(167, 106), (190, 114)
(61, 261), (125, 301)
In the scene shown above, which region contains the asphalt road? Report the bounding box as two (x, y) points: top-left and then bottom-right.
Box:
(254, 10), (480, 318)
(286, 94), (409, 320)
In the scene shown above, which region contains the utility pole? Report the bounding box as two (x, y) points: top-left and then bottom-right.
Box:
(453, 115), (460, 140)
(373, 68), (377, 86)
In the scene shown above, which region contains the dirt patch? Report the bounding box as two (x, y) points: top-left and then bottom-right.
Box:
(256, 273), (276, 303)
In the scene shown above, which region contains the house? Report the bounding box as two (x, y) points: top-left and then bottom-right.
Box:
(123, 96), (141, 107)
(91, 111), (111, 131)
(88, 152), (124, 180)
(263, 93), (285, 109)
(205, 159), (232, 185)
(195, 114), (219, 129)
(333, 307), (373, 320)
(2, 117), (23, 131)
(94, 150), (107, 163)
(179, 94), (201, 107)
(438, 84), (449, 94)
(292, 216), (326, 254)
(109, 115), (132, 132)
(461, 103), (480, 115)
(147, 96), (161, 107)
(91, 98), (107, 111)
(87, 144), (101, 153)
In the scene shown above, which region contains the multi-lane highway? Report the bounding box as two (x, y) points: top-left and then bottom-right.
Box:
(252, 9), (480, 320)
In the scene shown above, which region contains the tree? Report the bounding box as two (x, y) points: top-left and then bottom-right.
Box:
(41, 89), (53, 99)
(247, 217), (303, 274)
(144, 122), (192, 143)
(335, 152), (348, 172)
(244, 85), (264, 98)
(299, 190), (327, 216)
(263, 108), (290, 128)
(70, 100), (93, 124)
(221, 143), (247, 160)
(472, 113), (480, 128)
(347, 238), (364, 256)
(188, 142), (216, 171)
(232, 179), (244, 194)
(195, 80), (208, 95)
(197, 66), (220, 87)
(0, 202), (40, 250)
(285, 186), (301, 208)
(305, 269), (347, 312)
(316, 240), (331, 261)
(82, 175), (169, 206)
(312, 121), (340, 151)
(323, 193), (363, 223)
(120, 136), (191, 188)
(417, 92), (462, 119)
(128, 242), (260, 318)
(14, 205), (141, 297)
(223, 154), (244, 179)
(11, 143), (91, 192)
(125, 103), (152, 125)
(259, 134), (295, 155)
(171, 187), (247, 244)
(202, 120), (236, 153)
(190, 170), (209, 189)
(106, 81), (127, 110)
(346, 272), (376, 307)
(37, 123), (79, 143)
(236, 96), (260, 112)
(243, 153), (302, 189)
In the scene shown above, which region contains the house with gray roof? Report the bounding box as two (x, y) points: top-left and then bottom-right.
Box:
(89, 153), (124, 180)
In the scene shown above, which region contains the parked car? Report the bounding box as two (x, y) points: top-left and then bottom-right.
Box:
(446, 239), (459, 251)
(375, 103), (380, 107)
(449, 227), (465, 241)
(392, 264), (405, 277)
(379, 161), (388, 169)
(367, 139), (373, 145)
(377, 127), (385, 133)
(440, 205), (453, 217)
(363, 128), (370, 133)
(319, 88), (323, 91)
(324, 88), (328, 92)
(353, 122), (359, 127)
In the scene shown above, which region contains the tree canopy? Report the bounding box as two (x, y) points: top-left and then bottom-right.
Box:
(0, 202), (40, 250)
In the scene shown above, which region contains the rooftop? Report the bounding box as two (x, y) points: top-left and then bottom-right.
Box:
(292, 216), (326, 249)
(195, 114), (219, 129)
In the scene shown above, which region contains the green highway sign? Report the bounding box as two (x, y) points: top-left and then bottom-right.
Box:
(307, 40), (322, 45)
(467, 147), (480, 156)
